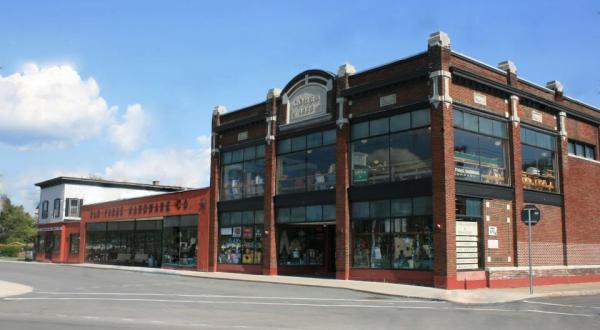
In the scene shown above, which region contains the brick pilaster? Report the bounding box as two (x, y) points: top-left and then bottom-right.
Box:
(263, 90), (279, 275)
(208, 106), (225, 272)
(334, 64), (354, 280)
(428, 32), (457, 288)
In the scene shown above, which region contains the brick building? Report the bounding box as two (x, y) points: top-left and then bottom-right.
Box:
(208, 31), (600, 289)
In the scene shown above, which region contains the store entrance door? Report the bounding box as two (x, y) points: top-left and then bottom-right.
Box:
(44, 232), (53, 260)
(277, 224), (335, 277)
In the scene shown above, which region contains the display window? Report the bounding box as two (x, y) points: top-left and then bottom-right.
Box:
(453, 108), (509, 186)
(277, 226), (325, 266)
(218, 210), (263, 265)
(520, 127), (559, 192)
(106, 221), (135, 265)
(69, 234), (80, 255)
(277, 130), (336, 194)
(351, 197), (433, 270)
(163, 215), (198, 267)
(221, 145), (265, 200)
(86, 222), (108, 263)
(350, 109), (431, 186)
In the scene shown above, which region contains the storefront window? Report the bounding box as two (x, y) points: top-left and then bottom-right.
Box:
(221, 145), (265, 200)
(521, 127), (558, 192)
(134, 220), (162, 267)
(277, 130), (336, 194)
(163, 215), (198, 267)
(69, 234), (80, 255)
(218, 210), (263, 265)
(453, 109), (509, 185)
(86, 222), (107, 263)
(277, 226), (325, 266)
(351, 197), (433, 270)
(351, 109), (431, 185)
(106, 221), (135, 265)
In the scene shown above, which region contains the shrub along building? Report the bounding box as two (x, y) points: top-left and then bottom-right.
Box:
(208, 31), (600, 289)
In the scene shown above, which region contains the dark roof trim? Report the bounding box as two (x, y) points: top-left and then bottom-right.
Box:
(451, 67), (600, 125)
(35, 177), (186, 191)
(216, 112), (266, 133)
(342, 70), (428, 98)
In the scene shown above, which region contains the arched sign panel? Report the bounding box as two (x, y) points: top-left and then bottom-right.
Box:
(287, 84), (328, 124)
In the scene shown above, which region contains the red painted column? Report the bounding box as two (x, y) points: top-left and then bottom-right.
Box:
(428, 32), (457, 289)
(59, 223), (67, 263)
(263, 90), (279, 276)
(197, 193), (210, 271)
(79, 216), (86, 263)
(335, 65), (353, 280)
(208, 107), (224, 272)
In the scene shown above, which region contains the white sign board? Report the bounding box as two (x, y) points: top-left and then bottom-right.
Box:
(288, 85), (327, 124)
(532, 110), (543, 123)
(456, 221), (478, 236)
(488, 226), (497, 236)
(488, 239), (499, 249)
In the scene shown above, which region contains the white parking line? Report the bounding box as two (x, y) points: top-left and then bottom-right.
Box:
(525, 309), (595, 318)
(32, 291), (445, 304)
(523, 300), (600, 309)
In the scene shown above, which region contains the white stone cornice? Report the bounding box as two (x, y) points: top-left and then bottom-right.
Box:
(336, 97), (348, 129)
(558, 111), (567, 137)
(509, 95), (520, 123)
(267, 88), (281, 99)
(212, 105), (227, 116)
(498, 60), (517, 74)
(337, 63), (357, 77)
(428, 31), (451, 48)
(546, 80), (564, 94)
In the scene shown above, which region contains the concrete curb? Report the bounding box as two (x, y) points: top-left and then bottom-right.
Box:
(0, 280), (33, 298)
(3, 260), (600, 304)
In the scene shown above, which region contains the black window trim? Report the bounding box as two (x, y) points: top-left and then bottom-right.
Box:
(568, 139), (597, 160)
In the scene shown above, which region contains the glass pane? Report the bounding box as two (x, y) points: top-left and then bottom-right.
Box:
(219, 213), (231, 227)
(391, 198), (412, 216)
(232, 149), (244, 163)
(464, 112), (478, 132)
(390, 129), (431, 181)
(413, 197), (432, 215)
(370, 200), (390, 218)
(291, 207), (306, 222)
(479, 117), (493, 136)
(585, 145), (595, 159)
(242, 211), (254, 225)
(306, 132), (322, 148)
(390, 113), (410, 132)
(521, 145), (558, 192)
(411, 109), (430, 128)
(306, 145), (336, 191)
(576, 143), (584, 156)
(277, 208), (290, 223)
(352, 202), (369, 219)
(291, 136), (306, 151)
(453, 109), (464, 128)
(230, 212), (242, 225)
(454, 129), (481, 182)
(351, 136), (390, 185)
(370, 118), (389, 136)
(222, 152), (232, 164)
(493, 120), (508, 138)
(278, 139), (291, 154)
(243, 159), (265, 198)
(478, 135), (508, 185)
(277, 151), (306, 194)
(351, 122), (369, 140)
(568, 142), (575, 154)
(256, 144), (265, 158)
(323, 204), (336, 220)
(254, 210), (264, 224)
(465, 198), (482, 217)
(306, 205), (323, 221)
(536, 131), (553, 150)
(323, 129), (336, 145)
(243, 146), (256, 160)
(180, 215), (198, 227)
(221, 163), (244, 200)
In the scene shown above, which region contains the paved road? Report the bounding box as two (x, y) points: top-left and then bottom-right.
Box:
(0, 262), (599, 329)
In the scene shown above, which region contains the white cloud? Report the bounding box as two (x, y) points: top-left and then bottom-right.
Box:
(0, 63), (147, 151)
(109, 104), (149, 152)
(103, 135), (212, 188)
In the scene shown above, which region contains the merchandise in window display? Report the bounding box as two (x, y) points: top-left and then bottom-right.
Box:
(278, 227), (324, 266)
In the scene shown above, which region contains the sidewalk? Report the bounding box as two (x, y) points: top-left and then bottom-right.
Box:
(4, 260), (600, 304)
(0, 280), (33, 298)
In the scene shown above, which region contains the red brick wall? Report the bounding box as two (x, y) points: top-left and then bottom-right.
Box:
(518, 104), (557, 131)
(348, 81), (429, 118)
(482, 199), (513, 267)
(452, 82), (508, 118)
(566, 117), (598, 146)
(516, 204), (564, 266)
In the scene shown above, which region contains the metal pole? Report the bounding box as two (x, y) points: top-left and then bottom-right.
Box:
(527, 210), (533, 294)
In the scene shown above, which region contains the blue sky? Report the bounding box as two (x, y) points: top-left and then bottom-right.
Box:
(1, 0), (599, 213)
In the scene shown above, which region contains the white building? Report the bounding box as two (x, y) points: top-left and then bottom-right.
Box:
(35, 177), (185, 224)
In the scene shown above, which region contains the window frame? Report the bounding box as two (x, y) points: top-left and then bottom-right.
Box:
(220, 144), (266, 200)
(53, 198), (61, 218)
(41, 200), (49, 219)
(520, 126), (560, 193)
(568, 139), (596, 160)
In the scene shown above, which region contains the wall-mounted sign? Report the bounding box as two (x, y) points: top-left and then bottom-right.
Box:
(488, 226), (497, 236)
(456, 221), (478, 236)
(488, 239), (499, 249)
(287, 85), (327, 124)
(456, 221), (479, 270)
(532, 110), (543, 123)
(38, 226), (62, 232)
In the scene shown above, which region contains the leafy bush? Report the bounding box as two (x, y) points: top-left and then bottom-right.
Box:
(0, 245), (21, 257)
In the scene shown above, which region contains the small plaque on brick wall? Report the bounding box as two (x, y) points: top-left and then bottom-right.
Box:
(488, 239), (499, 249)
(532, 110), (543, 123)
(379, 94), (396, 107)
(474, 92), (487, 106)
(488, 226), (497, 236)
(237, 131), (248, 141)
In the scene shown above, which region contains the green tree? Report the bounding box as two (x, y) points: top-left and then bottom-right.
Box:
(0, 196), (36, 244)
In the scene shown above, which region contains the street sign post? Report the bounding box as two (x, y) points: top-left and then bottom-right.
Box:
(521, 204), (541, 294)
